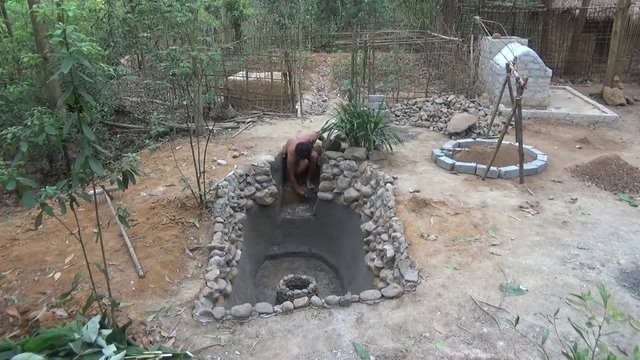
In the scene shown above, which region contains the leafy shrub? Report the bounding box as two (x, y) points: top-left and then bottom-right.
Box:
(320, 101), (403, 152)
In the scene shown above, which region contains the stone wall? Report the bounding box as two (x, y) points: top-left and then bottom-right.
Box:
(192, 148), (420, 322)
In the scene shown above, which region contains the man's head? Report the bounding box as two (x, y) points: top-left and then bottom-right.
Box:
(295, 142), (312, 160)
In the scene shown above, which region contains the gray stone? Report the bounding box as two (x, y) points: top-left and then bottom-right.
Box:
(208, 256), (226, 267)
(254, 175), (271, 183)
(435, 156), (455, 171)
(360, 186), (374, 198)
(499, 165), (519, 179)
(397, 258), (411, 276)
(359, 289), (382, 301)
(344, 147), (368, 161)
(293, 297), (310, 308)
(193, 300), (216, 323)
(602, 86), (627, 106)
(337, 175), (351, 190)
(216, 159), (228, 166)
(343, 188), (360, 203)
(403, 269), (419, 282)
(325, 151), (343, 160)
(431, 149), (444, 161)
(339, 160), (358, 172)
(361, 221), (375, 233)
(254, 302), (274, 314)
(339, 295), (352, 307)
(475, 164), (499, 178)
(254, 185), (278, 206)
(368, 150), (387, 161)
(381, 283), (404, 299)
(454, 161), (477, 175)
(324, 295), (340, 306)
(230, 303), (253, 319)
(281, 301), (294, 312)
(310, 295), (323, 307)
(351, 294), (360, 302)
(212, 306), (227, 320)
(204, 269), (220, 282)
(447, 113), (478, 134)
(317, 192), (335, 201)
(319, 181), (336, 192)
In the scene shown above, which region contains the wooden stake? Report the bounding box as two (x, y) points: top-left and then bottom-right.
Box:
(604, 0), (631, 88)
(482, 106), (517, 180)
(485, 75), (510, 136)
(104, 192), (145, 278)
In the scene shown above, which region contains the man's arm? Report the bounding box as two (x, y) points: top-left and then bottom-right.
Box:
(286, 153), (304, 195)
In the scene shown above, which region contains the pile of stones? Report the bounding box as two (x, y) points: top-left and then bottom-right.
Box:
(389, 94), (505, 138)
(275, 274), (318, 305)
(192, 147), (420, 323)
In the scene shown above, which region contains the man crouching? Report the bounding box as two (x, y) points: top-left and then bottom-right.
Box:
(282, 131), (324, 197)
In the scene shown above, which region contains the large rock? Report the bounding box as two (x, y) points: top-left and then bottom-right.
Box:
(381, 283), (404, 299)
(359, 289), (382, 301)
(230, 303), (253, 318)
(344, 147), (368, 161)
(602, 86), (627, 106)
(254, 185), (278, 206)
(447, 113), (478, 134)
(254, 302), (274, 314)
(343, 188), (360, 203)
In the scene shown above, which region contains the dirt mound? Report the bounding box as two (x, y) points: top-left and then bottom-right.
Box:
(452, 143), (535, 168)
(569, 154), (640, 195)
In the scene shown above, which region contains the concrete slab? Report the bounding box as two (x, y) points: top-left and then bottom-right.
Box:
(499, 86), (619, 124)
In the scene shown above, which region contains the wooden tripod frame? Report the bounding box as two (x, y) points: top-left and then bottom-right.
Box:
(482, 59), (528, 184)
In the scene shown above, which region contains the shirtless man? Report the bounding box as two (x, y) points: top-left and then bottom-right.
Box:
(282, 131), (324, 196)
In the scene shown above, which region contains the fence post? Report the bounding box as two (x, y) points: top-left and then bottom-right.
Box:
(604, 0), (632, 87)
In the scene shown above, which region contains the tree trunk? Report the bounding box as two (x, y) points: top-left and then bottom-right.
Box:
(27, 0), (63, 110)
(565, 0), (591, 76)
(192, 59), (205, 136)
(0, 0), (13, 37)
(604, 0), (631, 88)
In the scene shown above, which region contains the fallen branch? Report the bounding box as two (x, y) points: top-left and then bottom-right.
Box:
(101, 121), (150, 130)
(103, 191), (145, 278)
(231, 122), (254, 138)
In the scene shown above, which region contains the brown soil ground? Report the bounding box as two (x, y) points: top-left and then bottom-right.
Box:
(0, 137), (255, 340)
(452, 143), (535, 167)
(568, 154), (640, 195)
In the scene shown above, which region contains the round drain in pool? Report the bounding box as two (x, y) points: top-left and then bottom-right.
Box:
(275, 274), (318, 304)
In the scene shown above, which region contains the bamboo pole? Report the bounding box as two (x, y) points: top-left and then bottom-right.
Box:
(485, 75), (510, 136)
(103, 192), (145, 278)
(482, 106), (517, 180)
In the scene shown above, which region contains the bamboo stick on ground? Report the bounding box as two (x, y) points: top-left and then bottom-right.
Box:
(103, 192), (145, 278)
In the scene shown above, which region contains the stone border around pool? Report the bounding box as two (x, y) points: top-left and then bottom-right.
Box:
(431, 138), (548, 178)
(192, 148), (420, 323)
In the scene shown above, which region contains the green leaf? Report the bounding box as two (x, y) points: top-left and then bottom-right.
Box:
(435, 340), (444, 352)
(22, 191), (37, 208)
(352, 342), (370, 360)
(57, 197), (67, 215)
(453, 235), (480, 243)
(81, 122), (96, 141)
(596, 283), (610, 306)
(61, 56), (75, 74)
(633, 345), (639, 360)
(541, 327), (549, 346)
(568, 318), (591, 348)
(10, 353), (46, 360)
(111, 350), (126, 360)
(78, 90), (96, 108)
(88, 156), (105, 176)
(58, 88), (73, 108)
(5, 180), (17, 191)
(499, 281), (528, 296)
(81, 314), (101, 343)
(19, 141), (28, 152)
(617, 192), (638, 207)
(34, 211), (44, 229)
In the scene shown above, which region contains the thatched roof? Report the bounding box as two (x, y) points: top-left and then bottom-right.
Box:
(550, 0), (640, 19)
(551, 0), (639, 8)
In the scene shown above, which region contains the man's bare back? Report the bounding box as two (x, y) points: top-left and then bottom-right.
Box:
(282, 131), (323, 196)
